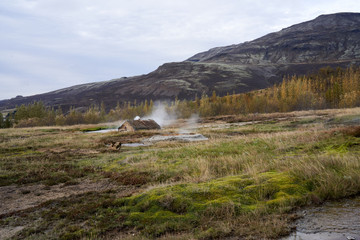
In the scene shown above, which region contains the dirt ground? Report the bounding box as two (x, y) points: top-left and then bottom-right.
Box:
(0, 179), (138, 239)
(0, 179), (124, 216)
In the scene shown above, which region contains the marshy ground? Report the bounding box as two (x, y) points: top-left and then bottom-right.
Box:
(283, 196), (360, 240)
(1, 108), (360, 239)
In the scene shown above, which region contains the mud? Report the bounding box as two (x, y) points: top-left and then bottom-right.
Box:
(284, 196), (360, 240)
(118, 133), (209, 147)
(38, 147), (100, 154)
(0, 226), (24, 240)
(122, 143), (147, 147)
(86, 128), (117, 133)
(0, 179), (138, 239)
(0, 179), (119, 216)
(100, 131), (159, 145)
(201, 121), (259, 130)
(145, 133), (208, 143)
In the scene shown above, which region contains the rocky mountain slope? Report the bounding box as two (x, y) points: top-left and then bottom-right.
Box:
(188, 13), (360, 64)
(1, 12), (360, 111)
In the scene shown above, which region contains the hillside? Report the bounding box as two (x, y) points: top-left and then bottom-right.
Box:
(1, 12), (360, 111)
(188, 12), (360, 64)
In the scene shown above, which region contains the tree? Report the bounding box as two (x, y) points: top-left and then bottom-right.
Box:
(84, 105), (100, 124)
(14, 104), (28, 122)
(0, 112), (3, 128)
(100, 101), (106, 120)
(211, 90), (217, 102)
(4, 115), (12, 128)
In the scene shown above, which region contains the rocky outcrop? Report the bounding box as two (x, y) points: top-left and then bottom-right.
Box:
(187, 13), (360, 64)
(1, 13), (360, 111)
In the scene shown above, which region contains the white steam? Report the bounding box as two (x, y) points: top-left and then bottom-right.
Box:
(179, 113), (199, 134)
(143, 102), (177, 127)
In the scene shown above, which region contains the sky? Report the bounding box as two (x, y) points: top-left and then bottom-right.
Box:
(0, 0), (359, 100)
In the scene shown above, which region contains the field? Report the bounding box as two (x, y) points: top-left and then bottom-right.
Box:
(1, 108), (360, 239)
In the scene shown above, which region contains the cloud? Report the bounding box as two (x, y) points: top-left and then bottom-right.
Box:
(0, 0), (359, 99)
(0, 73), (50, 99)
(0, 50), (88, 98)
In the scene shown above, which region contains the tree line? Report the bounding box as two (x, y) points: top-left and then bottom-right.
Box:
(2, 100), (155, 128)
(187, 65), (360, 116)
(1, 66), (359, 128)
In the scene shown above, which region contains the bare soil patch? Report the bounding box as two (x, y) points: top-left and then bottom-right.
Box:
(37, 147), (100, 155)
(99, 131), (160, 145)
(0, 179), (131, 217)
(0, 226), (25, 240)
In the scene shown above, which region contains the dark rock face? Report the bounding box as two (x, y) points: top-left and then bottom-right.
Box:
(1, 12), (360, 111)
(188, 13), (360, 64)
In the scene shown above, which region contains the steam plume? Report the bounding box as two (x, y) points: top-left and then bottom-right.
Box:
(179, 113), (199, 134)
(144, 102), (177, 127)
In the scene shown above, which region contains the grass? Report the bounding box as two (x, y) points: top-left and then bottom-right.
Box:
(80, 126), (110, 132)
(0, 151), (97, 186)
(1, 108), (360, 239)
(115, 171), (307, 238)
(0, 127), (100, 186)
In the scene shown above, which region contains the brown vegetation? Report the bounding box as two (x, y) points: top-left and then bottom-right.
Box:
(3, 66), (360, 129)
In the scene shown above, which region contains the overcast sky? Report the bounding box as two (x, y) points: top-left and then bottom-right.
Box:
(0, 0), (359, 100)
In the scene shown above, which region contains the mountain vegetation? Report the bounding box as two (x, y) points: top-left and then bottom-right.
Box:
(4, 66), (360, 128)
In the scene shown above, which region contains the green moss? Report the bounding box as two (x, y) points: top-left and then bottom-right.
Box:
(0, 148), (40, 158)
(60, 225), (85, 240)
(283, 134), (360, 156)
(80, 126), (111, 132)
(328, 114), (360, 125)
(116, 171), (308, 237)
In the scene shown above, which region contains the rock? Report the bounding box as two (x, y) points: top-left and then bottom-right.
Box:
(188, 13), (360, 64)
(109, 141), (122, 150)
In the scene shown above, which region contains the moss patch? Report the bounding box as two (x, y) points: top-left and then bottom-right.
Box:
(80, 126), (111, 132)
(117, 172), (308, 237)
